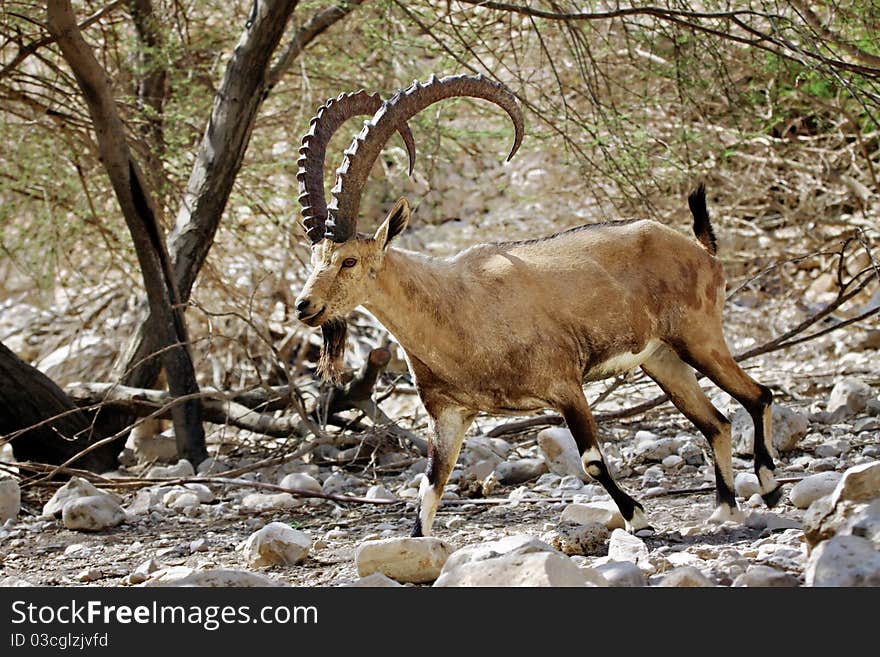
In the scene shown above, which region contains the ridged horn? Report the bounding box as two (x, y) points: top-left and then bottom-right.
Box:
(325, 73), (524, 242)
(298, 91), (416, 244)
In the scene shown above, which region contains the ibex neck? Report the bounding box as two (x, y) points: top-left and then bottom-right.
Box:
(363, 247), (458, 367)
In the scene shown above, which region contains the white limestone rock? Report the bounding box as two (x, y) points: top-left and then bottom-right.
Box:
(278, 472), (323, 495)
(495, 458), (548, 485)
(827, 378), (874, 417)
(142, 567), (287, 587)
(183, 483), (214, 503)
(0, 576), (36, 587)
(442, 535), (557, 574)
(634, 434), (679, 462)
(126, 558), (162, 585)
(732, 404), (808, 455)
(677, 441), (704, 465)
(435, 551), (602, 587)
(167, 492), (201, 512)
(805, 497), (880, 550)
(321, 472), (359, 494)
(732, 565), (800, 587)
(657, 566), (715, 587)
(240, 492), (302, 513)
(608, 529), (649, 568)
(734, 472), (760, 498)
(561, 501), (625, 530)
(830, 460), (880, 506)
(146, 459), (194, 479)
(541, 522), (608, 556)
(594, 560), (647, 587)
(355, 537), (454, 584)
(343, 573), (403, 587)
(805, 535), (880, 587)
(43, 477), (120, 517)
(0, 477), (20, 523)
(61, 495), (126, 531)
(537, 427), (586, 478)
(789, 472), (843, 509)
(243, 522), (311, 567)
(125, 486), (167, 515)
(365, 485), (396, 501)
(745, 512), (801, 532)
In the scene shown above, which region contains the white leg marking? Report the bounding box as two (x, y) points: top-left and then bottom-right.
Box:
(581, 446), (602, 463)
(757, 465), (778, 495)
(417, 477), (439, 537)
(581, 446), (603, 479)
(625, 507), (652, 533)
(707, 503), (745, 524)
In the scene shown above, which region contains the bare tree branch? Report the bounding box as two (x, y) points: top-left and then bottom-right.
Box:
(0, 0), (124, 81)
(46, 0), (206, 464)
(118, 0), (304, 388)
(268, 0), (366, 87)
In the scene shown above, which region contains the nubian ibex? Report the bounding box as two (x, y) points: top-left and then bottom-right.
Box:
(294, 74), (781, 536)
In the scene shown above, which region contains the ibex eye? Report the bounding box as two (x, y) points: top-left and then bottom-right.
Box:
(341, 257), (358, 268)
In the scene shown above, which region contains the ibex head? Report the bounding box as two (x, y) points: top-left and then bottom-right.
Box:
(295, 196), (410, 329)
(294, 74), (524, 381)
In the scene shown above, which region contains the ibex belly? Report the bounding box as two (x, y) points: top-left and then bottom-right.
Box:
(584, 338), (662, 381)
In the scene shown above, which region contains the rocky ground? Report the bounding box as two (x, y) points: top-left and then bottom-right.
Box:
(1, 187), (878, 586)
(1, 361), (878, 587)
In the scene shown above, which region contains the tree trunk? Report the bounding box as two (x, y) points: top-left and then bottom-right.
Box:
(0, 341), (118, 472)
(118, 0), (365, 389)
(47, 0), (207, 465)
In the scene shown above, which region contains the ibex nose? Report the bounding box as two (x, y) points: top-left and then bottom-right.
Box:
(295, 298), (311, 315)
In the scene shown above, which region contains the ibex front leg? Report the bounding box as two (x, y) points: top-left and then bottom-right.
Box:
(411, 406), (476, 537)
(560, 396), (653, 534)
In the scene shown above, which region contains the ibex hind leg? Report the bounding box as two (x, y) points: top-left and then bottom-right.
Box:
(641, 345), (743, 524)
(560, 398), (652, 534)
(671, 333), (782, 508)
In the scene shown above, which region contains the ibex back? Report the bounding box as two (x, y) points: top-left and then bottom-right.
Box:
(294, 75), (782, 536)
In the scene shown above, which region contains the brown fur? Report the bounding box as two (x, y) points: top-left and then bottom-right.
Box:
(295, 198), (779, 535)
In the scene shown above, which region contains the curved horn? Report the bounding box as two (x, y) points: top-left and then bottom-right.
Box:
(325, 74), (524, 242)
(298, 91), (416, 244)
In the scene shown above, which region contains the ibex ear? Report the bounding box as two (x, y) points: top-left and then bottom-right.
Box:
(374, 197), (410, 248)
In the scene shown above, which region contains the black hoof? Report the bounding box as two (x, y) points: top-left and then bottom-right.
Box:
(410, 517), (423, 537)
(762, 485), (784, 508)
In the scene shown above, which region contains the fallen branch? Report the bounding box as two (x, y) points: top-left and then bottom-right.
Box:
(65, 347), (428, 454)
(67, 382), (307, 438)
(318, 347), (428, 455)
